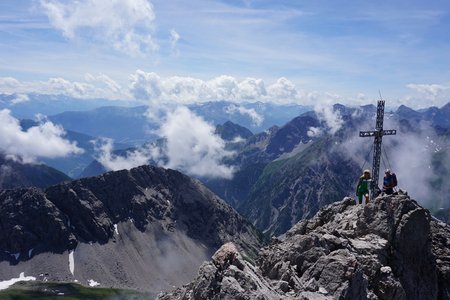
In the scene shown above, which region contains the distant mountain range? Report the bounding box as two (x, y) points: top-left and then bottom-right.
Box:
(2, 100), (450, 233)
(0, 93), (129, 119)
(66, 101), (450, 235)
(202, 102), (450, 235)
(2, 98), (450, 295)
(19, 119), (129, 178)
(44, 100), (310, 145)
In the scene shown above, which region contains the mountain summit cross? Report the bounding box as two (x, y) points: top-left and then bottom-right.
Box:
(359, 100), (396, 198)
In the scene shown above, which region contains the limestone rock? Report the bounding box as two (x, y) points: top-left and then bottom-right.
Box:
(159, 193), (450, 300)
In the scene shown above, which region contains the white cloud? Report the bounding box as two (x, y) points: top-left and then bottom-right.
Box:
(40, 0), (158, 56)
(0, 77), (20, 90)
(225, 104), (263, 126)
(129, 70), (304, 104)
(93, 138), (159, 171)
(267, 77), (298, 103)
(160, 106), (236, 178)
(207, 75), (238, 99)
(10, 94), (30, 105)
(0, 109), (83, 163)
(85, 73), (121, 93)
(0, 76), (128, 100)
(170, 29), (180, 55)
(307, 126), (323, 138)
(403, 83), (450, 108)
(309, 102), (344, 136)
(1, 71), (368, 107)
(237, 78), (267, 100)
(94, 106), (236, 178)
(129, 70), (162, 100)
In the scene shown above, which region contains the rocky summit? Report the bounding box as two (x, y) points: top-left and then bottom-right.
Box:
(0, 165), (261, 293)
(158, 192), (450, 300)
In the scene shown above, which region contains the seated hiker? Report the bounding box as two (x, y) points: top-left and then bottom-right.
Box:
(356, 169), (371, 204)
(383, 169), (397, 195)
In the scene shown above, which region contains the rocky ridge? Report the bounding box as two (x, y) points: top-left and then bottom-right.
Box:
(0, 165), (261, 292)
(159, 192), (450, 300)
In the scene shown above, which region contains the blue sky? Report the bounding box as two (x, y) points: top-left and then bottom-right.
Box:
(1, 0), (449, 108)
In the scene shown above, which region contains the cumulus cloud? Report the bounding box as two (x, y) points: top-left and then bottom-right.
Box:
(93, 138), (159, 171)
(0, 76), (128, 100)
(94, 106), (236, 178)
(85, 73), (121, 93)
(0, 109), (83, 163)
(267, 77), (298, 102)
(237, 78), (267, 100)
(40, 0), (158, 56)
(403, 83), (450, 108)
(0, 77), (20, 90)
(129, 71), (162, 100)
(1, 71), (352, 106)
(160, 106), (236, 178)
(128, 70), (303, 104)
(225, 104), (263, 126)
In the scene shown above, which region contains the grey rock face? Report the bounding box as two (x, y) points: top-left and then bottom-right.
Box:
(0, 165), (261, 262)
(159, 193), (450, 300)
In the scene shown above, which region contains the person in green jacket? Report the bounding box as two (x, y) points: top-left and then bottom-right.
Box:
(356, 169), (371, 204)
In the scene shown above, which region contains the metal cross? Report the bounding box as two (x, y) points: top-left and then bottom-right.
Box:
(359, 100), (396, 198)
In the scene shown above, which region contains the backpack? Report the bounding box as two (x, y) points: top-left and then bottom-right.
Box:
(392, 173), (397, 187)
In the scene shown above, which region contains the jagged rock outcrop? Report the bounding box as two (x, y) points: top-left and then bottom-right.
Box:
(159, 193), (450, 300)
(0, 165), (261, 292)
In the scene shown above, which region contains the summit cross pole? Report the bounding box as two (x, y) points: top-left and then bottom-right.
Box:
(359, 100), (396, 199)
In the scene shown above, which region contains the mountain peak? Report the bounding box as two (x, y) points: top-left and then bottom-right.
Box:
(215, 121), (253, 141)
(159, 193), (450, 299)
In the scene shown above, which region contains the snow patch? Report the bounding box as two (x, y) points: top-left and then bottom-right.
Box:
(88, 279), (100, 287)
(28, 249), (33, 259)
(69, 250), (75, 275)
(12, 252), (20, 260)
(381, 266), (392, 274)
(0, 272), (36, 290)
(114, 224), (119, 235)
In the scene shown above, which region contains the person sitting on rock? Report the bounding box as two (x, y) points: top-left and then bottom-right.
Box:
(356, 169), (371, 204)
(383, 169), (397, 195)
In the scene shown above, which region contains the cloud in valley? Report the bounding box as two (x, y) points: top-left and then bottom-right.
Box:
(0, 109), (83, 163)
(93, 138), (160, 171)
(10, 94), (30, 105)
(338, 117), (437, 204)
(94, 106), (235, 178)
(40, 0), (157, 56)
(159, 107), (236, 179)
(225, 104), (263, 127)
(307, 102), (344, 137)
